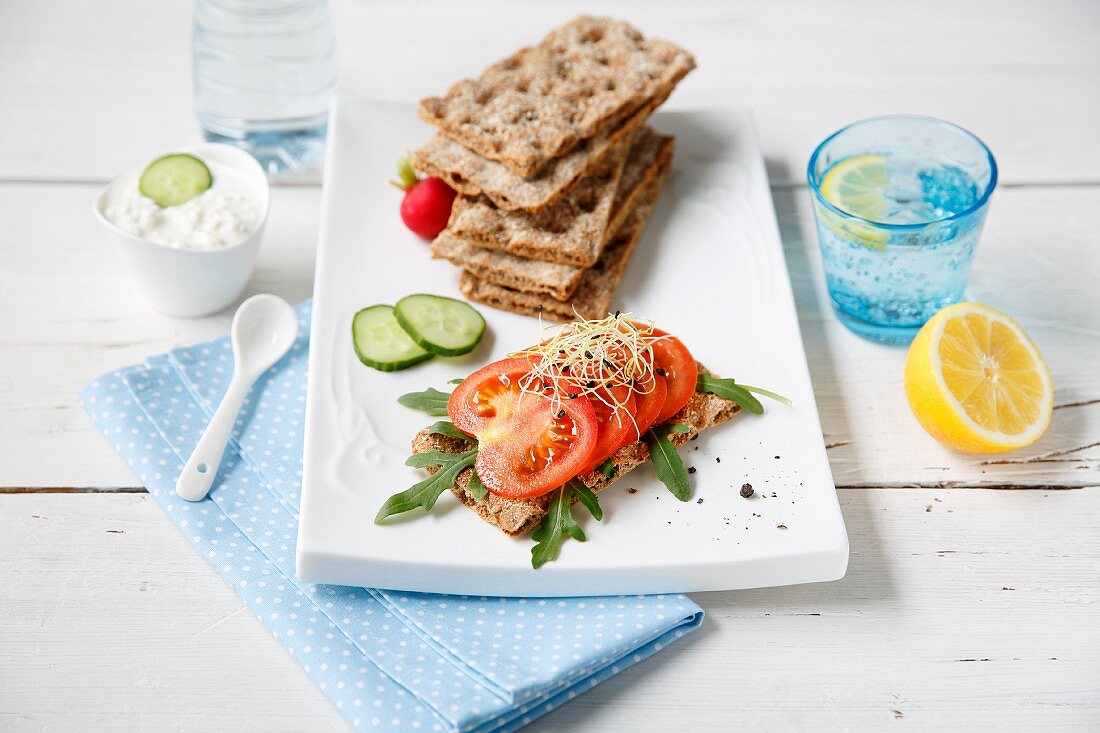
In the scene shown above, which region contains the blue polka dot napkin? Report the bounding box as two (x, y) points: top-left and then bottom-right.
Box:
(80, 301), (704, 732)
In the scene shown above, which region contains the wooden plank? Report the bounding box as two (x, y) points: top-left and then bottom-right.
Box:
(0, 0), (1098, 185)
(1, 183), (1096, 489)
(0, 493), (347, 732)
(2, 490), (1097, 731)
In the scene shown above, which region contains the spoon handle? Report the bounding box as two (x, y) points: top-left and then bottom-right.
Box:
(176, 374), (252, 502)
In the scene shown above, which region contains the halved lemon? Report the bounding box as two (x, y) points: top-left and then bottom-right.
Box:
(904, 302), (1053, 453)
(817, 154), (891, 249)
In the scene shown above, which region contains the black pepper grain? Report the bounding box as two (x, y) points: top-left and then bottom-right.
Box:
(740, 483), (754, 498)
(687, 466), (696, 474)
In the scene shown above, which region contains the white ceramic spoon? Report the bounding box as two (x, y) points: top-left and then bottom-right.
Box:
(176, 294), (298, 502)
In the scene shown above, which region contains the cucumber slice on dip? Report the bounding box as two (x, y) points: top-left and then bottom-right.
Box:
(139, 153), (213, 208)
(394, 294), (486, 356)
(352, 305), (433, 371)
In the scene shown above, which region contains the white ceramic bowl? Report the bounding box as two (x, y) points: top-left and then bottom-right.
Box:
(93, 143), (270, 317)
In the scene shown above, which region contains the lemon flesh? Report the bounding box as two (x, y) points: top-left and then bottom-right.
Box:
(904, 302), (1053, 453)
(817, 154), (891, 250)
(820, 154), (891, 222)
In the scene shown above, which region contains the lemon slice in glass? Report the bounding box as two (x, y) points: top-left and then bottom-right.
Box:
(904, 302), (1053, 453)
(820, 154), (891, 219)
(817, 154), (891, 249)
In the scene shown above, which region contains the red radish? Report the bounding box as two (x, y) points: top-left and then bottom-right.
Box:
(392, 156), (456, 239)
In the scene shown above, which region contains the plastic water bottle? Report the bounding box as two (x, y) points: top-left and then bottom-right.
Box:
(193, 0), (336, 177)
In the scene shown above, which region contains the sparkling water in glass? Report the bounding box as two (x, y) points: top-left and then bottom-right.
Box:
(807, 116), (997, 344)
(193, 0), (336, 177)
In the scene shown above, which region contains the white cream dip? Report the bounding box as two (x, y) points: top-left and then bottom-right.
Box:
(105, 160), (258, 251)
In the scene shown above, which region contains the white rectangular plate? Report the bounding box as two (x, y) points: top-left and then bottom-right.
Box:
(297, 97), (848, 597)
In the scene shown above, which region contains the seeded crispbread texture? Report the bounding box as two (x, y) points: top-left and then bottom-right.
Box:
(458, 146), (671, 321)
(608, 128), (672, 230)
(418, 16), (695, 177)
(432, 231), (587, 301)
(446, 133), (632, 267)
(409, 364), (739, 536)
(448, 127), (672, 267)
(412, 93), (662, 213)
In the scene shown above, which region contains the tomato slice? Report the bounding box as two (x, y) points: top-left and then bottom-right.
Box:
(449, 357), (598, 499)
(632, 372), (667, 437)
(649, 328), (698, 425)
(580, 384), (638, 473)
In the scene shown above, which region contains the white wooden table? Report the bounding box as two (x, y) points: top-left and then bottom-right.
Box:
(2, 1), (1098, 730)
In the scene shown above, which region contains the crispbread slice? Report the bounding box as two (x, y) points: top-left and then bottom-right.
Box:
(458, 146), (671, 321)
(412, 94), (662, 213)
(432, 231), (587, 301)
(609, 127), (671, 229)
(419, 16), (695, 177)
(409, 365), (739, 536)
(448, 128), (672, 267)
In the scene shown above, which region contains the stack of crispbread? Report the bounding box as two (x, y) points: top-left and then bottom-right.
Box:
(413, 16), (694, 322)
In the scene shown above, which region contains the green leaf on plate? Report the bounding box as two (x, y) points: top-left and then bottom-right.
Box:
(695, 374), (763, 415)
(429, 420), (473, 441)
(646, 426), (692, 501)
(466, 469), (488, 500)
(740, 384), (793, 407)
(404, 450), (464, 469)
(695, 374), (791, 414)
(569, 479), (603, 521)
(598, 458), (616, 478)
(375, 449), (476, 523)
(397, 387), (451, 416)
(531, 484), (588, 569)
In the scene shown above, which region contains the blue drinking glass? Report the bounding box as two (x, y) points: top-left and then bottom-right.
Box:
(807, 116), (997, 344)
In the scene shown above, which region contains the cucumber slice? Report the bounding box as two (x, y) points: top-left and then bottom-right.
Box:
(394, 294), (486, 356)
(352, 305), (433, 371)
(139, 153), (213, 208)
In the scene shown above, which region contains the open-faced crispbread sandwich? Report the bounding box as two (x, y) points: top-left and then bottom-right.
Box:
(375, 314), (788, 568)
